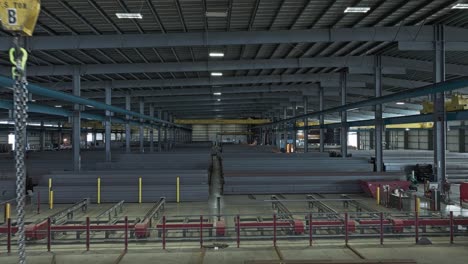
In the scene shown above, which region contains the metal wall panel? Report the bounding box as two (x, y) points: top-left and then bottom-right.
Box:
(447, 129), (459, 152)
(192, 124), (248, 142)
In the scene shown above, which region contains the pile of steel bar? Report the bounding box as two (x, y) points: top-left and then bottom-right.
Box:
(96, 152), (212, 170)
(221, 146), (404, 195)
(351, 149), (468, 182)
(0, 179), (15, 200)
(34, 170), (209, 203)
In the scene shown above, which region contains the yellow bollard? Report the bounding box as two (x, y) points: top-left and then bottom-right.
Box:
(416, 197), (421, 213)
(376, 186), (380, 205)
(5, 203), (11, 220)
(48, 178), (52, 206)
(176, 176), (180, 203)
(49, 190), (54, 210)
(97, 177), (101, 204)
(139, 177), (142, 204)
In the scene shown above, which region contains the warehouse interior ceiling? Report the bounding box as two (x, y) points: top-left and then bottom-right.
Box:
(1, 0), (468, 121)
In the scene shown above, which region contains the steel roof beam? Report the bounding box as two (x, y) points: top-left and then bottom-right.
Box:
(2, 25), (459, 51)
(0, 56), (408, 76)
(26, 73), (427, 91)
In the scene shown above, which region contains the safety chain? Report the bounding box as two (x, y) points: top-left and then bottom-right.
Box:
(11, 35), (28, 264)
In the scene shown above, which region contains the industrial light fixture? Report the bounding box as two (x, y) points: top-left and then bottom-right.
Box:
(205, 11), (228, 18)
(213, 92), (222, 96)
(452, 3), (468, 9)
(209, 52), (225, 57)
(54, 105), (62, 108)
(396, 102), (405, 105)
(344, 7), (371, 13)
(116, 13), (143, 19)
(211, 72), (223, 76)
(31, 99), (36, 102)
(217, 99), (221, 102)
(405, 128), (410, 131)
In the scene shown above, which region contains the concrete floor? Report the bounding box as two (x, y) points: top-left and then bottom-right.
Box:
(2, 156), (468, 263)
(1, 240), (468, 263)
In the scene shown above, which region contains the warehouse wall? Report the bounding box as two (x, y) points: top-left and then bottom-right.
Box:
(192, 124), (248, 143)
(356, 122), (468, 152)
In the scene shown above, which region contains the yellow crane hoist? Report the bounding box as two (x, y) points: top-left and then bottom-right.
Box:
(420, 93), (468, 114)
(0, 0), (41, 36)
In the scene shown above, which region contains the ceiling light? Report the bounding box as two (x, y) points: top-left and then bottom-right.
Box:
(217, 99), (221, 102)
(211, 72), (223, 76)
(30, 99), (36, 102)
(452, 3), (468, 9)
(205, 11), (228, 18)
(396, 102), (405, 105)
(213, 92), (222, 96)
(54, 105), (62, 108)
(116, 13), (143, 19)
(344, 7), (370, 13)
(209, 52), (225, 57)
(405, 128), (410, 131)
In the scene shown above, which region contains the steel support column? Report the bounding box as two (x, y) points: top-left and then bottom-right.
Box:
(149, 104), (155, 152)
(292, 102), (297, 151)
(374, 56), (384, 172)
(158, 109), (162, 152)
(139, 98), (145, 153)
(303, 96), (308, 153)
(105, 85), (112, 162)
(460, 122), (466, 152)
(433, 24), (446, 193)
(171, 115), (176, 149)
(164, 112), (168, 151)
(72, 69), (81, 172)
(40, 121), (45, 151)
(283, 107), (287, 150)
(340, 71), (348, 158)
(276, 111), (281, 147)
(125, 94), (131, 153)
(319, 83), (325, 152)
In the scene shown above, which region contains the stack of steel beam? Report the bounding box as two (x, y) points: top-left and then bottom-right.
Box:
(351, 150), (468, 182)
(0, 179), (15, 201)
(34, 170), (208, 203)
(33, 145), (213, 203)
(96, 152), (212, 171)
(220, 145), (403, 194)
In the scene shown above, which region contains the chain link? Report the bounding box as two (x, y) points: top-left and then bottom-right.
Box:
(13, 36), (28, 264)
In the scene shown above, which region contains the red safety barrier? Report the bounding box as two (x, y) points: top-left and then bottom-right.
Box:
(235, 220), (305, 235)
(216, 220), (225, 236)
(47, 218), (51, 252)
(380, 212), (384, 245)
(124, 216), (128, 251)
(19, 222), (135, 240)
(308, 213), (312, 247)
(450, 211), (454, 244)
(7, 218), (11, 253)
(86, 217), (90, 251)
(344, 213), (349, 245)
(273, 214), (277, 247)
(162, 216), (166, 249)
(460, 183), (468, 207)
(199, 215), (203, 248)
(236, 215), (240, 248)
(25, 219), (48, 240)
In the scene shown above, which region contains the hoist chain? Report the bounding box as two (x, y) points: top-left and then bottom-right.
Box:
(11, 35), (28, 264)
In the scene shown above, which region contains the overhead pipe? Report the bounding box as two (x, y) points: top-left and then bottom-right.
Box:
(259, 77), (468, 127)
(0, 99), (149, 127)
(0, 76), (187, 129)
